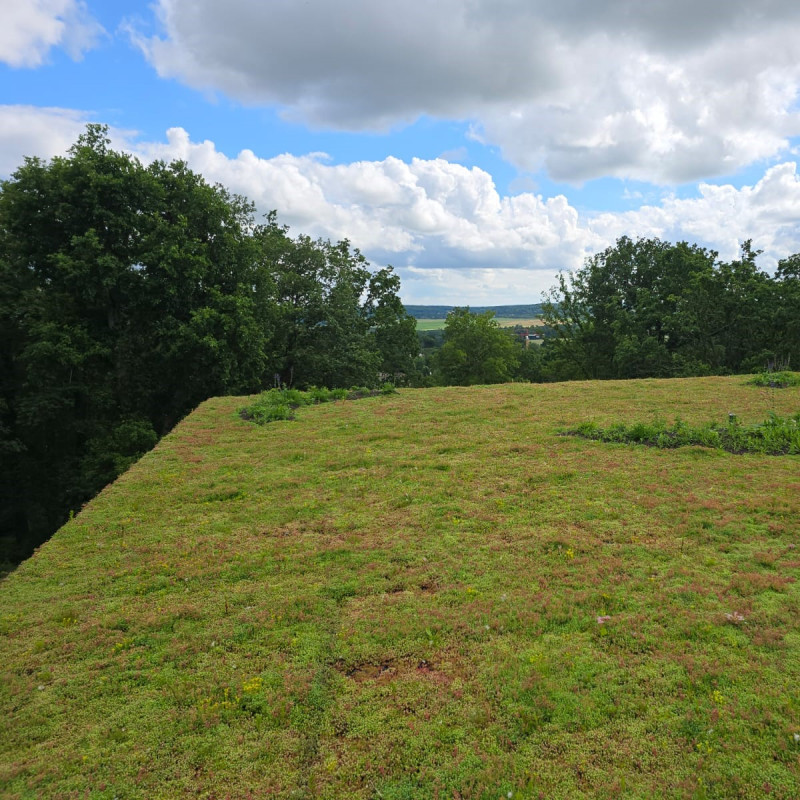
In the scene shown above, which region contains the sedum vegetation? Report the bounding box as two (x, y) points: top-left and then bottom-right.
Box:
(1, 376), (799, 798)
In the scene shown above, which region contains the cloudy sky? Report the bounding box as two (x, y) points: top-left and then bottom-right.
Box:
(2, 1), (800, 304)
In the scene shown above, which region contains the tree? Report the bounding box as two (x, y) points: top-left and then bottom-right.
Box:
(0, 127), (418, 566)
(540, 236), (790, 381)
(255, 217), (416, 389)
(772, 254), (800, 367)
(0, 127), (273, 563)
(436, 308), (519, 385)
(365, 266), (419, 383)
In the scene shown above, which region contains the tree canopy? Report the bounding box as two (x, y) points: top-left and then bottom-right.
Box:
(0, 126), (416, 567)
(540, 236), (800, 381)
(436, 308), (520, 385)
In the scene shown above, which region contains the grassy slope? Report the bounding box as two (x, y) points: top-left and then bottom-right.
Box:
(1, 378), (799, 799)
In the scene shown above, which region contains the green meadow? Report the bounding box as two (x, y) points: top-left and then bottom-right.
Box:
(1, 377), (799, 799)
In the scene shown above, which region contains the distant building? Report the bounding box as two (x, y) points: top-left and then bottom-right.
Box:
(516, 328), (543, 347)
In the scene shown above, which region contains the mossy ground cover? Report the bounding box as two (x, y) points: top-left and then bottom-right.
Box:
(1, 377), (799, 799)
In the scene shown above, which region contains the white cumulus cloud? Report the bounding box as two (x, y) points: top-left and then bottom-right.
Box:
(135, 127), (800, 300)
(2, 109), (800, 303)
(0, 0), (103, 67)
(132, 0), (800, 184)
(0, 105), (97, 175)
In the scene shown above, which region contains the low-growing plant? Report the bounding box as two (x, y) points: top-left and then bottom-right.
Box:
(567, 411), (800, 455)
(283, 388), (311, 407)
(240, 383), (396, 425)
(347, 385), (373, 399)
(241, 395), (296, 424)
(306, 386), (332, 404)
(748, 370), (800, 388)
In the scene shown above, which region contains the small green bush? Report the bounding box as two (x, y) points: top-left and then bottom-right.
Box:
(280, 388), (309, 407)
(240, 383), (396, 425)
(748, 371), (800, 389)
(246, 401), (294, 424)
(306, 386), (332, 404)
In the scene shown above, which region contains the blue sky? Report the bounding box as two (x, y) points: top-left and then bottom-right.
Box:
(2, 1), (800, 304)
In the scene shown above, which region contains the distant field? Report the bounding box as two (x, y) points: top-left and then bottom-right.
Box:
(416, 316), (544, 331)
(1, 377), (799, 798)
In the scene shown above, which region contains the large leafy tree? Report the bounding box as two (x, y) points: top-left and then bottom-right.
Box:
(0, 128), (271, 562)
(0, 127), (162, 556)
(365, 265), (419, 383)
(436, 308), (519, 385)
(772, 254), (800, 367)
(0, 127), (417, 566)
(541, 236), (797, 380)
(541, 237), (716, 379)
(255, 216), (416, 389)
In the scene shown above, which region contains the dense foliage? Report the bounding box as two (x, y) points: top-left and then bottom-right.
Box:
(239, 383), (396, 424)
(435, 308), (521, 385)
(0, 127), (416, 566)
(568, 410), (800, 455)
(748, 370), (800, 389)
(412, 309), (543, 387)
(540, 236), (800, 381)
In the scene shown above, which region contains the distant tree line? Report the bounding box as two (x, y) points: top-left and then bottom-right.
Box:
(413, 237), (799, 386)
(0, 126), (417, 568)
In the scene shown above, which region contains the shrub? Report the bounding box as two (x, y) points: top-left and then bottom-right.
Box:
(240, 382), (394, 425)
(748, 371), (800, 389)
(243, 399), (294, 424)
(567, 412), (800, 455)
(280, 388), (309, 407)
(306, 386), (332, 404)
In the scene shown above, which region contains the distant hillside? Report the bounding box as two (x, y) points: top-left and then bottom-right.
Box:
(1, 378), (799, 798)
(405, 303), (543, 319)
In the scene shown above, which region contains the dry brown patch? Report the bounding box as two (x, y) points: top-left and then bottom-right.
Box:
(729, 573), (795, 596)
(337, 659), (396, 682)
(752, 628), (786, 649)
(336, 656), (453, 686)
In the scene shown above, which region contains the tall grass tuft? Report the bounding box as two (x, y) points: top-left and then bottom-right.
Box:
(568, 411), (800, 455)
(240, 383), (396, 425)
